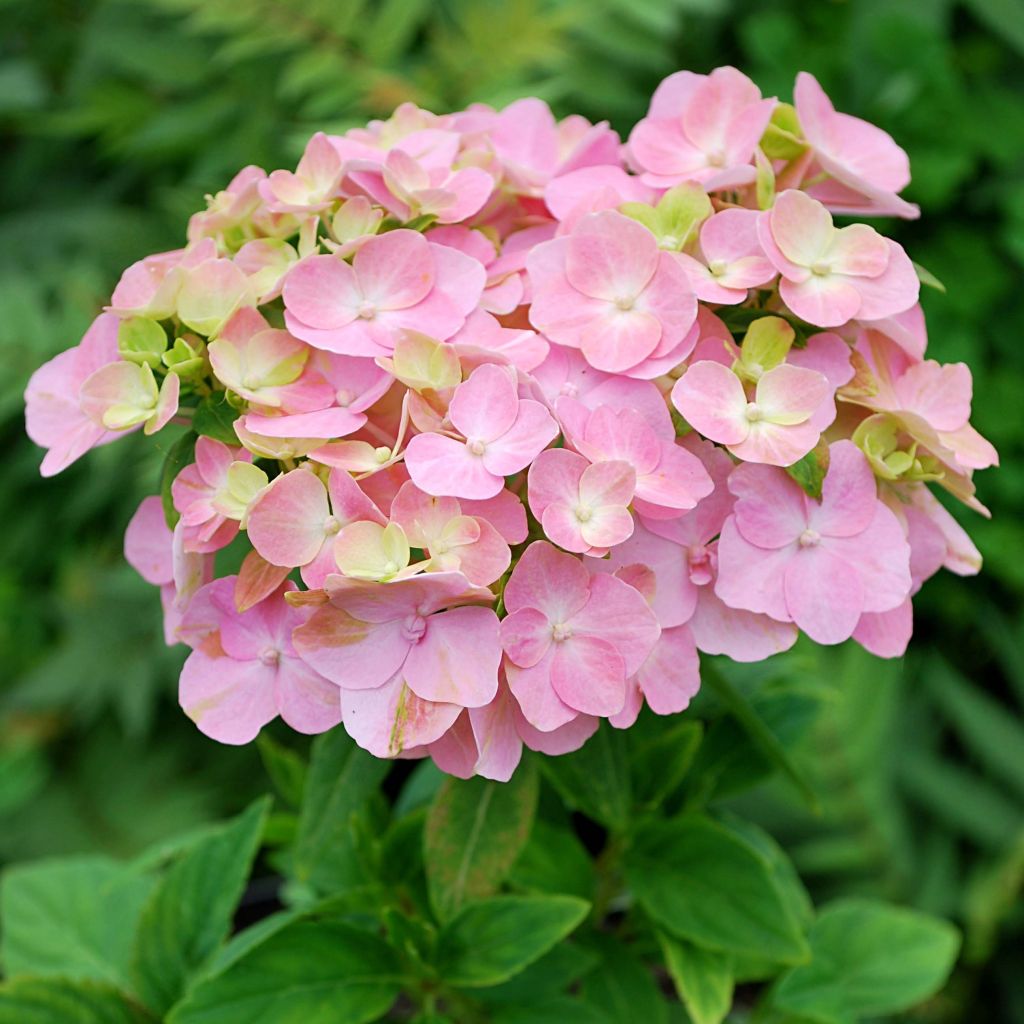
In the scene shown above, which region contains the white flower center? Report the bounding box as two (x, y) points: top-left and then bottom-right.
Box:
(810, 261), (831, 277)
(744, 402), (763, 422)
(614, 296), (635, 311)
(467, 439), (487, 456)
(323, 515), (341, 536)
(799, 528), (821, 548)
(551, 622), (573, 642)
(258, 646), (280, 667)
(357, 301), (377, 319)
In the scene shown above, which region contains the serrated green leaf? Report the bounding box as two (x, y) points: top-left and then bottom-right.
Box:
(293, 729), (389, 895)
(580, 934), (667, 1024)
(166, 920), (401, 1024)
(539, 724), (631, 830)
(626, 813), (809, 963)
(0, 978), (150, 1024)
(424, 761), (538, 921)
(130, 798), (269, 1014)
(0, 857), (154, 988)
(772, 899), (960, 1022)
(659, 932), (733, 1024)
(436, 895), (590, 988)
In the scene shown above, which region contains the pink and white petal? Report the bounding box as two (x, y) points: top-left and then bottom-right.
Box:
(405, 432), (502, 500)
(580, 505), (634, 550)
(780, 274), (863, 328)
(450, 363), (518, 442)
(783, 547), (864, 645)
(609, 679), (643, 729)
(503, 541), (591, 620)
(146, 372), (179, 435)
(579, 459), (636, 509)
(180, 647), (277, 744)
(292, 606), (408, 688)
(787, 331), (854, 388)
(581, 405), (661, 475)
(283, 255), (360, 330)
(540, 504), (589, 553)
(896, 361), (972, 433)
(125, 496), (173, 585)
(826, 502), (912, 613)
(527, 448), (586, 522)
(506, 650), (579, 732)
(729, 463), (808, 547)
(848, 241), (919, 321)
(516, 707), (598, 753)
(756, 365), (830, 425)
(453, 518), (511, 587)
(635, 626), (701, 715)
(729, 420), (821, 467)
(244, 407), (366, 439)
(700, 208), (765, 264)
(635, 442), (714, 512)
(405, 606), (501, 707)
(247, 469), (329, 567)
(483, 399), (558, 477)
(579, 310), (661, 374)
(551, 634), (626, 717)
(468, 688), (524, 782)
(564, 211), (658, 301)
(275, 657), (343, 734)
(571, 572), (661, 674)
(813, 439), (878, 537)
(353, 229), (435, 310)
(341, 674), (462, 758)
(824, 223), (890, 278)
(690, 584), (798, 661)
(852, 600), (913, 659)
(501, 606), (553, 669)
(768, 189), (833, 267)
(671, 361), (748, 446)
(637, 254), (699, 339)
(429, 713), (479, 779)
(714, 518), (793, 620)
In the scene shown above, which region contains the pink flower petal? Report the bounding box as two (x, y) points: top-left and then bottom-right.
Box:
(180, 646), (277, 744)
(405, 606), (500, 707)
(551, 634), (626, 716)
(671, 361), (748, 445)
(247, 468), (330, 567)
(565, 211), (658, 301)
(783, 545), (864, 644)
(292, 606), (408, 689)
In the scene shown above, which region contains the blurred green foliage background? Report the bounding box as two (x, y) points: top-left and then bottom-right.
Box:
(1, 0), (1021, 1018)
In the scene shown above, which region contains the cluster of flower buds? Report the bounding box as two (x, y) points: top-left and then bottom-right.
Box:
(26, 68), (997, 780)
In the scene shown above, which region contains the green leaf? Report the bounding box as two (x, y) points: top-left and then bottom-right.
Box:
(580, 935), (667, 1024)
(783, 441), (830, 502)
(702, 663), (818, 810)
(913, 261), (947, 293)
(628, 717), (703, 808)
(0, 856), (154, 988)
(626, 814), (808, 963)
(493, 999), (610, 1024)
(192, 392), (241, 443)
(0, 978), (151, 1024)
(509, 818), (595, 901)
(659, 932), (733, 1024)
(256, 733), (308, 808)
(158, 431), (197, 528)
(476, 942), (598, 1006)
(166, 920), (401, 1024)
(436, 895), (590, 988)
(130, 798), (269, 1014)
(424, 761), (538, 922)
(293, 729), (389, 895)
(539, 724), (631, 830)
(772, 899), (960, 1023)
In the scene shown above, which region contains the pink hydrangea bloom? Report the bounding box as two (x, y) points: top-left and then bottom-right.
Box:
(429, 679), (598, 782)
(672, 360), (833, 466)
(500, 542), (660, 729)
(171, 437), (254, 553)
(292, 571), (501, 755)
(283, 230), (484, 356)
(527, 210), (697, 375)
(178, 578), (341, 744)
(404, 363), (557, 499)
(794, 72), (919, 220)
(259, 132), (344, 214)
(758, 190), (919, 327)
(527, 449), (636, 555)
(390, 481), (511, 585)
(246, 466), (384, 587)
(627, 67), (775, 190)
(716, 441), (912, 644)
(675, 209), (777, 304)
(24, 313), (125, 476)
